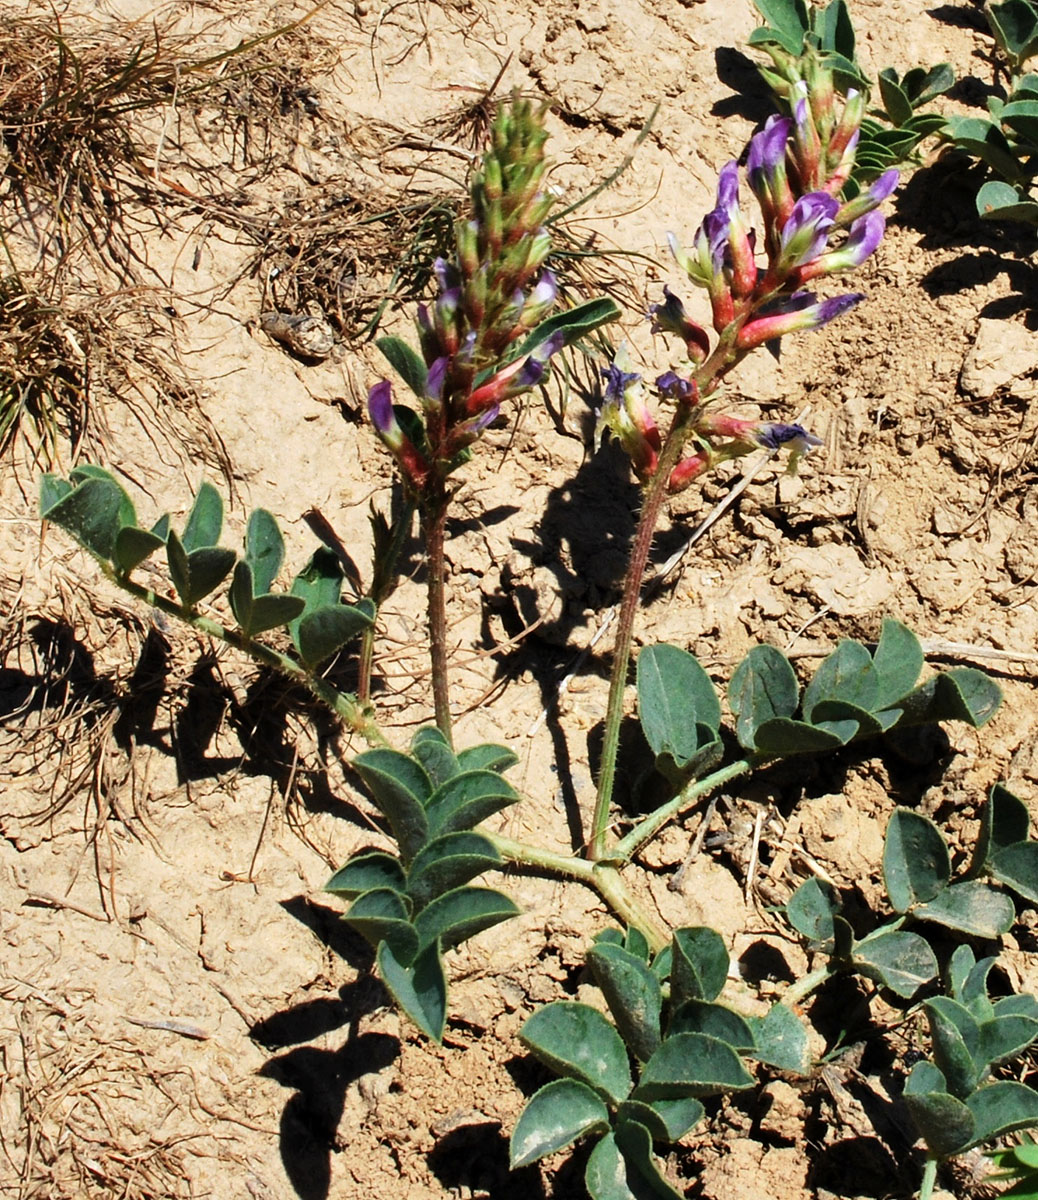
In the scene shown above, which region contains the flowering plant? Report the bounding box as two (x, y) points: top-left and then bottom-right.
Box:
(38, 65), (1037, 1200)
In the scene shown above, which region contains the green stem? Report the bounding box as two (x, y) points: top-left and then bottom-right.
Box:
(780, 964), (833, 1008)
(105, 568), (387, 747)
(485, 832), (668, 952)
(421, 487), (453, 747)
(611, 757), (756, 863)
(485, 831), (597, 881)
(589, 404), (697, 861)
(918, 1155), (938, 1200)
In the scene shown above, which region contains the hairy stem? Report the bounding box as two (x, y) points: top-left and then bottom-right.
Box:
(105, 568), (387, 747)
(422, 487), (453, 747)
(611, 757), (756, 863)
(780, 964), (833, 1008)
(486, 832), (668, 951)
(589, 404), (697, 861)
(918, 1155), (938, 1200)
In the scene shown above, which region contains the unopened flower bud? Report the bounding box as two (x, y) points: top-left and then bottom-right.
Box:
(668, 451), (711, 493)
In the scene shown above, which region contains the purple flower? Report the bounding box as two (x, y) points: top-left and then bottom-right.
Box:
(753, 422), (823, 454)
(716, 160), (740, 219)
(603, 362), (642, 403)
(368, 380), (430, 487)
(433, 257), (460, 293)
(426, 356), (448, 402)
(777, 192), (839, 270)
(736, 291), (865, 349)
(747, 115), (792, 203)
(648, 287), (711, 360)
(748, 116), (791, 185)
(837, 167), (899, 224)
(655, 372), (694, 403)
(368, 380), (395, 436)
(799, 210), (885, 279)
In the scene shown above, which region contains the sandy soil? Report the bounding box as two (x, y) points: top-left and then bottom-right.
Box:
(2, 1), (1038, 1197)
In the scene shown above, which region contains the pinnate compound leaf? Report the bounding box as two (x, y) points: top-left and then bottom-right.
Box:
(410, 726), (460, 788)
(412, 885), (518, 953)
(377, 939), (446, 1043)
(376, 336), (428, 400)
(245, 508), (284, 595)
(746, 1003), (811, 1075)
(914, 881), (1015, 938)
(510, 1079), (610, 1169)
(325, 850), (406, 899)
(991, 842), (1038, 905)
(671, 927), (729, 1006)
(903, 1062), (975, 1157)
(586, 942), (662, 1063)
(964, 1081), (1038, 1150)
(883, 809), (950, 912)
(635, 1033), (753, 1100)
(352, 749), (431, 863)
(852, 930), (937, 998)
(181, 480), (223, 552)
(344, 889), (417, 962)
(728, 645), (798, 751)
(668, 1001), (755, 1051)
(456, 742), (518, 774)
(405, 832), (501, 908)
(637, 644), (721, 769)
(425, 770), (518, 837)
(519, 1002), (632, 1105)
(786, 877), (838, 943)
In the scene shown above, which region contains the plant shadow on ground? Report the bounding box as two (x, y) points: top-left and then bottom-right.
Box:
(256, 914), (397, 1200)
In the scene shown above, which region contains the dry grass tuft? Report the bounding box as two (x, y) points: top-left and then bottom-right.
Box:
(0, 998), (206, 1199)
